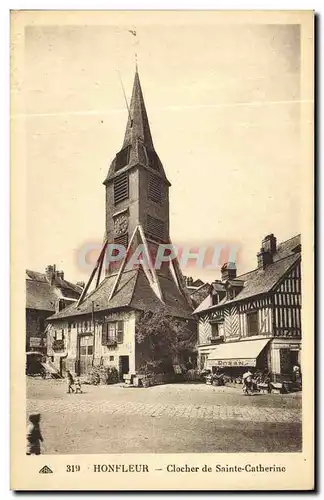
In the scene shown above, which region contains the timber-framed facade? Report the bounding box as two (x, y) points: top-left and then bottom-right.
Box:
(194, 234), (302, 382)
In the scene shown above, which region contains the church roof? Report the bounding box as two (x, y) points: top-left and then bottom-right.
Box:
(123, 68), (154, 151)
(104, 68), (170, 185)
(48, 268), (193, 321)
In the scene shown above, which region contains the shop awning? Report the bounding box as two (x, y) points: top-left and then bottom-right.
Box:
(207, 339), (270, 368)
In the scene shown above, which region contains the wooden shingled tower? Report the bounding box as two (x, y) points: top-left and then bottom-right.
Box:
(77, 67), (193, 314)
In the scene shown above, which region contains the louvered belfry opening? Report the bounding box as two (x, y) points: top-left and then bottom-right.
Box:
(113, 172), (129, 205)
(114, 233), (128, 249)
(146, 214), (165, 242)
(148, 173), (163, 204)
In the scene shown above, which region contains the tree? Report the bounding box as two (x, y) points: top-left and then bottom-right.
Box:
(135, 306), (196, 374)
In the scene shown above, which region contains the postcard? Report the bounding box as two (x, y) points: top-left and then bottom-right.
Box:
(11, 10), (314, 490)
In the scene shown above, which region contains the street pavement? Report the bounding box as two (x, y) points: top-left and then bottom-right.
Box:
(26, 378), (302, 454)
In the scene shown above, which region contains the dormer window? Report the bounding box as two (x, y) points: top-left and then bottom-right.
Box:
(146, 149), (160, 171)
(115, 146), (131, 171)
(212, 293), (218, 306)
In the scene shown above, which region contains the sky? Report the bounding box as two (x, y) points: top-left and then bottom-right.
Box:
(21, 18), (305, 283)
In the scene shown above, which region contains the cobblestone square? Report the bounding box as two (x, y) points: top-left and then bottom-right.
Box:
(27, 378), (302, 454)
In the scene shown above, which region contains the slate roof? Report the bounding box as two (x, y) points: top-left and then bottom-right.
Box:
(26, 280), (58, 312)
(26, 269), (82, 311)
(194, 234), (301, 315)
(48, 268), (193, 321)
(26, 269), (82, 295)
(104, 68), (170, 185)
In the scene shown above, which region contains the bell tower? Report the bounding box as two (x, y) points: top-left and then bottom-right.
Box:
(103, 67), (171, 274)
(76, 67), (193, 312)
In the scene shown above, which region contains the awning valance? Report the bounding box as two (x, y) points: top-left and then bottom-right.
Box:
(207, 338), (270, 368)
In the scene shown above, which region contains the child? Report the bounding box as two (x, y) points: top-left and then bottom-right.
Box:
(75, 378), (82, 394)
(66, 370), (75, 394)
(26, 413), (43, 455)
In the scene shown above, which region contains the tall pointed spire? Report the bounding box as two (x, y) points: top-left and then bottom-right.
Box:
(122, 67), (154, 151)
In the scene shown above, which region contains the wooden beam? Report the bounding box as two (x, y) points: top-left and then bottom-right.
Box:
(108, 225), (139, 301)
(77, 239), (108, 306)
(137, 224), (164, 302)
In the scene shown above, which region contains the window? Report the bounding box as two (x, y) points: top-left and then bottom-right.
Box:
(146, 214), (164, 241)
(246, 311), (259, 336)
(115, 146), (131, 171)
(212, 293), (218, 306)
(80, 346), (87, 355)
(68, 322), (71, 332)
(148, 174), (163, 204)
(109, 356), (114, 361)
(211, 323), (219, 338)
(56, 329), (64, 341)
(114, 172), (129, 205)
(102, 321), (124, 345)
(88, 345), (93, 355)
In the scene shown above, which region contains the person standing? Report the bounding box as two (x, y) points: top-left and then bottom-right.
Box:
(66, 370), (75, 393)
(26, 413), (43, 455)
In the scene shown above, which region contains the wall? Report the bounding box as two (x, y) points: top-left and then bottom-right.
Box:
(94, 310), (136, 373)
(223, 297), (273, 342)
(273, 262), (301, 338)
(48, 310), (136, 375)
(105, 168), (140, 275)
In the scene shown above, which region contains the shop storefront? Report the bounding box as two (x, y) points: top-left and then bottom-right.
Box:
(207, 338), (271, 378)
(206, 337), (301, 383)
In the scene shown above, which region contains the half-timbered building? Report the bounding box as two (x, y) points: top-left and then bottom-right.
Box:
(194, 234), (301, 382)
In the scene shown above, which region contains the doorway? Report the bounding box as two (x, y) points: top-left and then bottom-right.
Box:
(119, 355), (129, 380)
(79, 335), (94, 375)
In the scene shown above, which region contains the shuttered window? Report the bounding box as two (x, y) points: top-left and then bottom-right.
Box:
(148, 174), (163, 204)
(246, 311), (259, 336)
(102, 321), (124, 345)
(114, 172), (129, 205)
(146, 215), (164, 241)
(115, 146), (130, 171)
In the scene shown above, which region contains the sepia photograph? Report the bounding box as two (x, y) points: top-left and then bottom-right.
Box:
(11, 9), (314, 490)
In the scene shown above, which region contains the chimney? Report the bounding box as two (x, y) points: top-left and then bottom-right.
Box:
(76, 281), (85, 289)
(257, 234), (276, 269)
(45, 265), (56, 285)
(221, 262), (237, 281)
(262, 234), (277, 255)
(56, 270), (65, 280)
(257, 248), (273, 269)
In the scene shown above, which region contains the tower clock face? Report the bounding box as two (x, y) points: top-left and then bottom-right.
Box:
(114, 213), (128, 236)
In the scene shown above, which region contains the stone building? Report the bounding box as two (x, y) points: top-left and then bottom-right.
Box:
(47, 68), (195, 376)
(194, 234), (302, 382)
(26, 265), (82, 353)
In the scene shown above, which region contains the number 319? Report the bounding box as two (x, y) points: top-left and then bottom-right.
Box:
(66, 465), (81, 472)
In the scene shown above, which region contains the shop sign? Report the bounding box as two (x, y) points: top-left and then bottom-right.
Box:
(213, 358), (257, 367)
